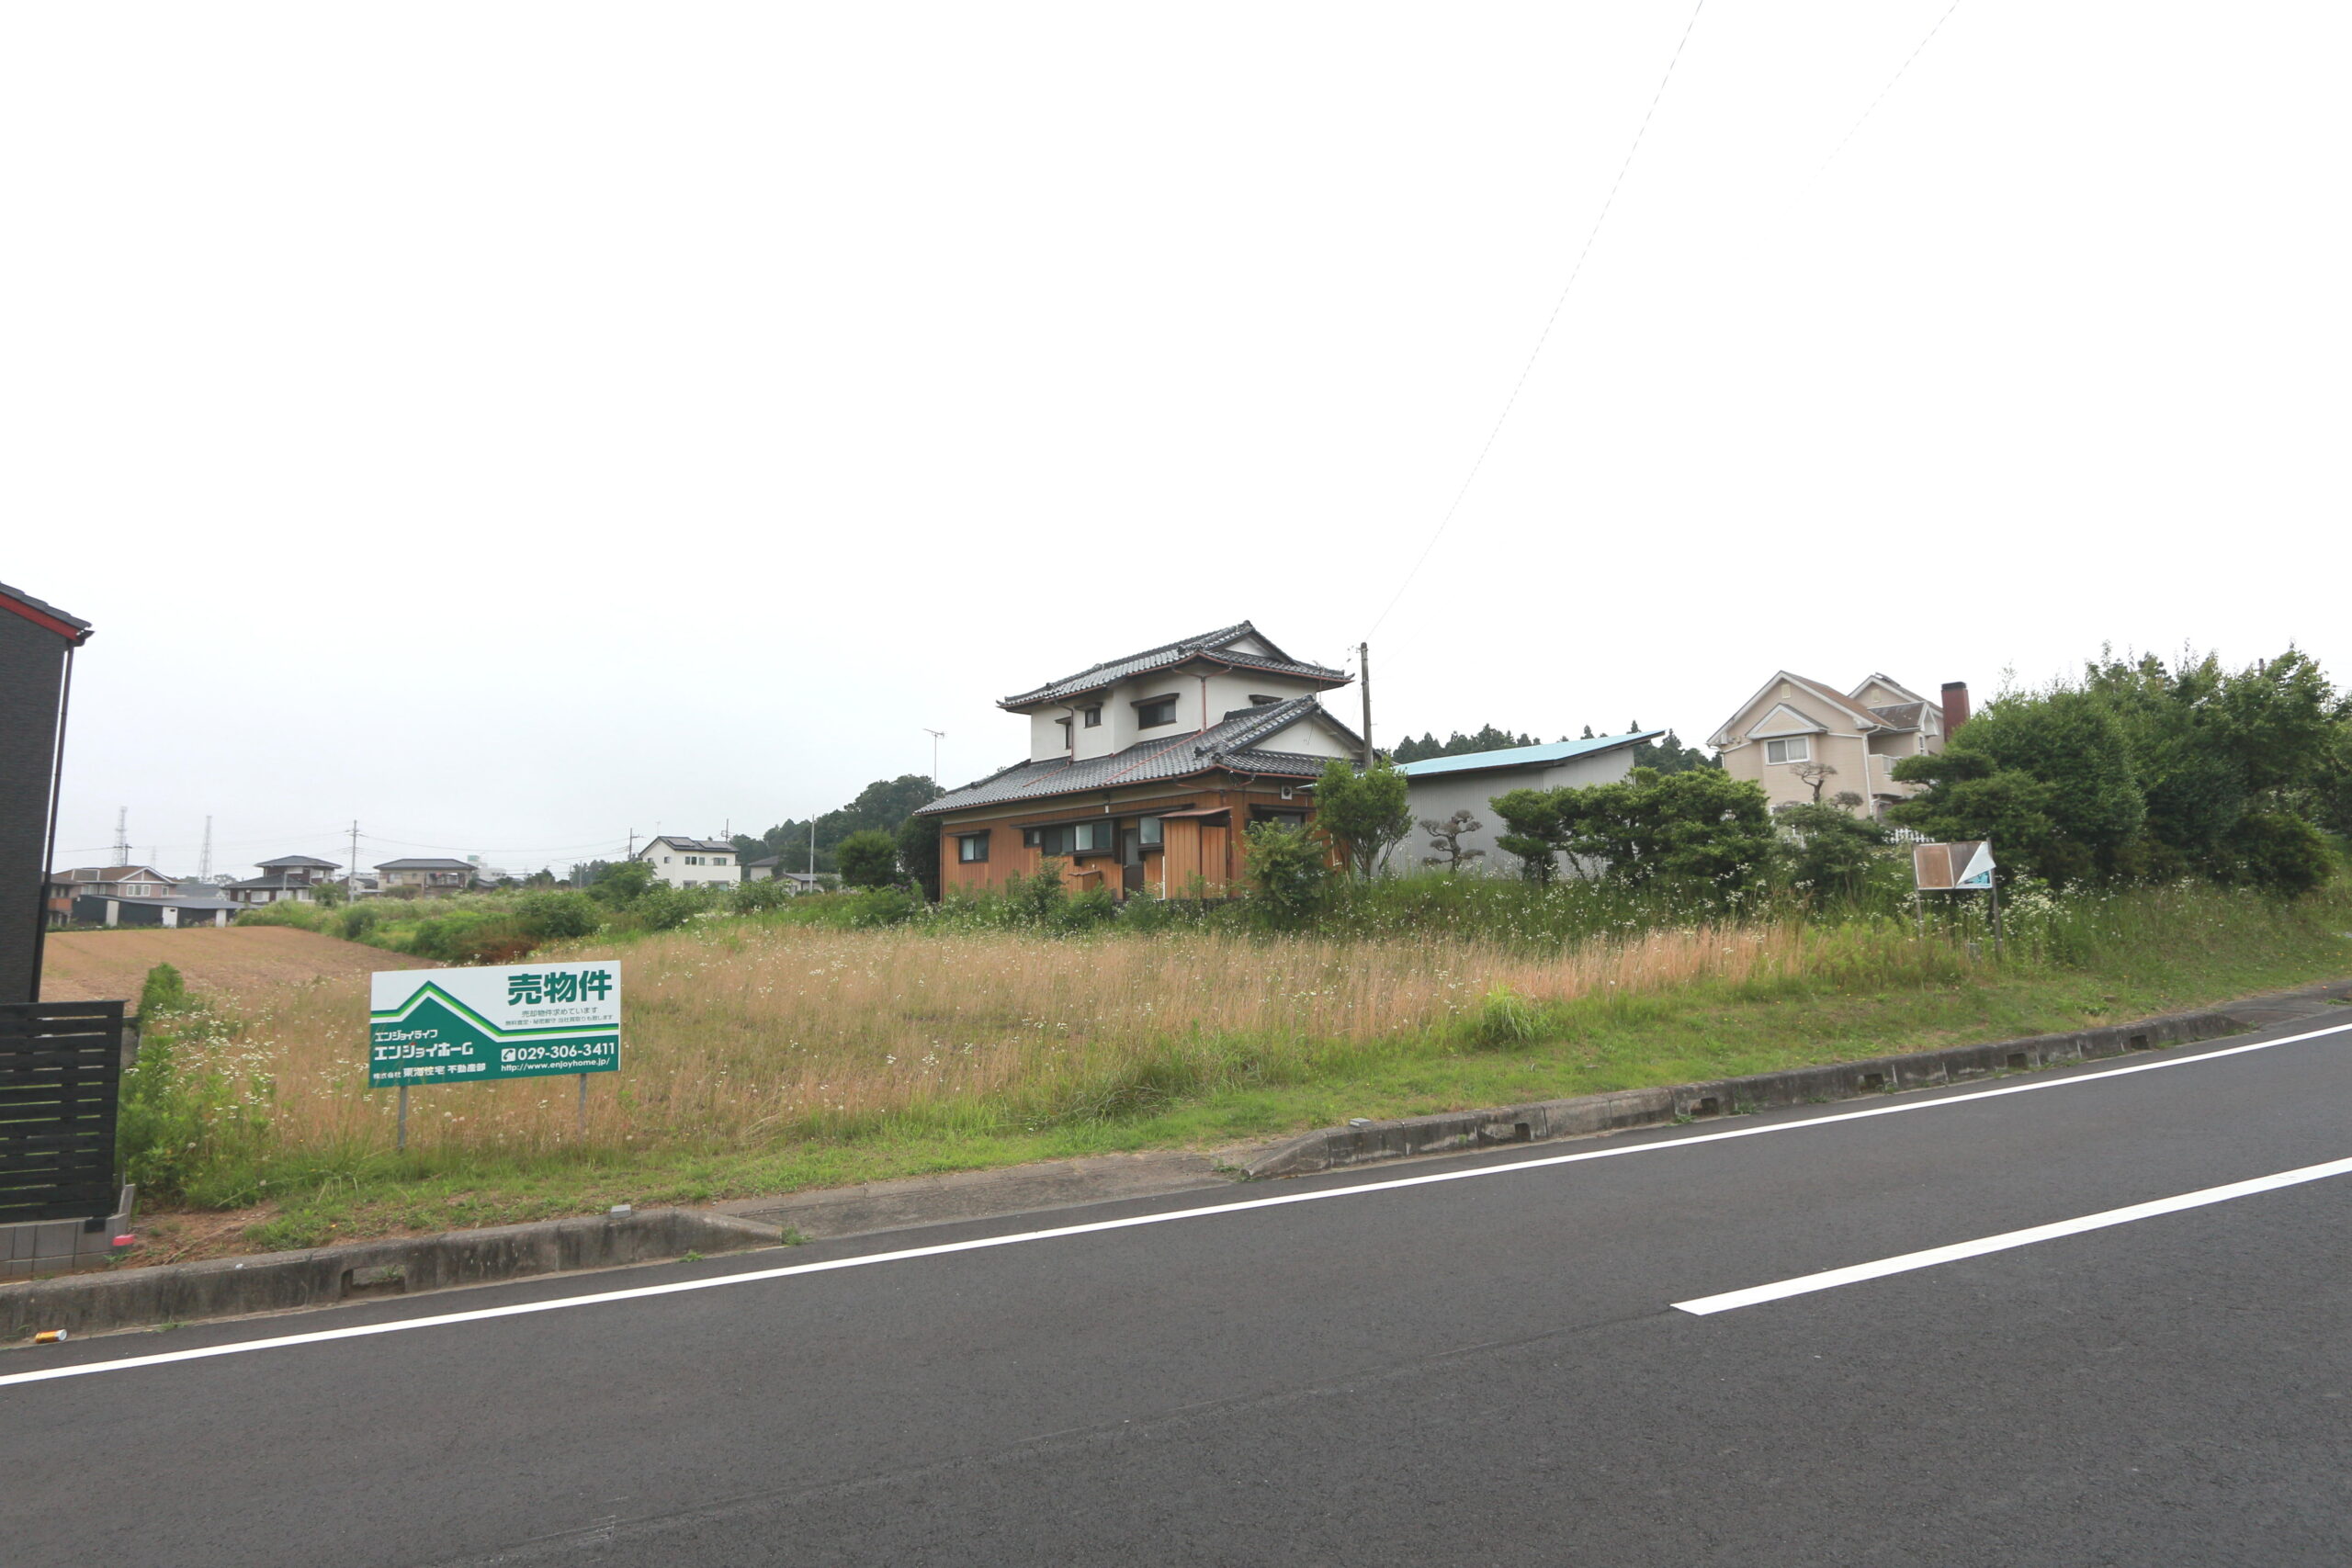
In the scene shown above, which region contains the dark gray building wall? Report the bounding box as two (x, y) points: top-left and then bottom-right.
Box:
(0, 613), (71, 1003)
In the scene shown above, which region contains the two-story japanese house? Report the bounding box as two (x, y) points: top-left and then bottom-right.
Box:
(916, 623), (1363, 899)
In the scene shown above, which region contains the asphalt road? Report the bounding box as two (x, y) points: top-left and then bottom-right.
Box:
(6, 1011), (2349, 1567)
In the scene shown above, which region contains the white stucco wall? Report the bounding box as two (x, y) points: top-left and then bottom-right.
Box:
(1381, 748), (1649, 877)
(634, 840), (741, 888)
(1021, 668), (1340, 762)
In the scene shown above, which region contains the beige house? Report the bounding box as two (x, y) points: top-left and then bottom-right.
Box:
(1710, 672), (1970, 817)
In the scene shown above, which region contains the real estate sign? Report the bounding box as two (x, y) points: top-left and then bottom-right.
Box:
(368, 961), (621, 1089)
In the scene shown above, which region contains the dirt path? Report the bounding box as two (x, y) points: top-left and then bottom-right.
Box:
(40, 926), (435, 1009)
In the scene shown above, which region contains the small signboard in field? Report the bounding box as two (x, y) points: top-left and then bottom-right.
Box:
(1912, 840), (1995, 891)
(368, 961), (621, 1089)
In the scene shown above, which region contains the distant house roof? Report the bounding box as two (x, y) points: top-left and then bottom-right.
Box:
(70, 894), (240, 912)
(1395, 730), (1665, 780)
(919, 696), (1363, 816)
(50, 865), (172, 885)
(256, 854), (339, 870)
(999, 622), (1348, 710)
(1866, 702), (1927, 730)
(374, 857), (478, 872)
(0, 581), (94, 645)
(638, 836), (736, 856)
(744, 855), (780, 869)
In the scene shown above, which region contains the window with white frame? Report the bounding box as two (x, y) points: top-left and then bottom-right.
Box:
(1764, 737), (1812, 764)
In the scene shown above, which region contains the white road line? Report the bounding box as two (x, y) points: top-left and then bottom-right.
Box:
(1672, 1153), (2352, 1315)
(4, 1017), (2346, 1391)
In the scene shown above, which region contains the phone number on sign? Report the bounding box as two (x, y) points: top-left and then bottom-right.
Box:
(498, 1043), (616, 1065)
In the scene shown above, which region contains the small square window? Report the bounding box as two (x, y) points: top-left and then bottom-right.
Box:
(1137, 816), (1162, 847)
(957, 832), (991, 864)
(1136, 696), (1177, 728)
(1082, 705), (1102, 728)
(1764, 737), (1812, 764)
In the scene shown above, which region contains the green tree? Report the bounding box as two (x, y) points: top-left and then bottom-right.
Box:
(835, 829), (901, 889)
(1777, 802), (1893, 907)
(591, 859), (655, 905)
(1892, 689), (2143, 886)
(1491, 768), (1776, 897)
(1488, 787), (1574, 884)
(895, 814), (942, 901)
(1627, 727), (1721, 774)
(1312, 756), (1412, 878)
(1242, 820), (1329, 926)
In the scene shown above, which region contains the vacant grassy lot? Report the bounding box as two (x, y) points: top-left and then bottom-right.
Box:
(99, 877), (2352, 1264)
(40, 926), (435, 1007)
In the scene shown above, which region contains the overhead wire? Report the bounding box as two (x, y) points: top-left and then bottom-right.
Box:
(1816, 0), (1966, 175)
(1364, 0), (1712, 641)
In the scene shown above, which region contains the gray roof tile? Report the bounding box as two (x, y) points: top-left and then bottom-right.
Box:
(919, 697), (1360, 815)
(999, 621), (1346, 709)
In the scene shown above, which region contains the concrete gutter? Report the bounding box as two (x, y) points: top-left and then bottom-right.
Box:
(1, 1207), (780, 1341)
(1239, 980), (2352, 1179)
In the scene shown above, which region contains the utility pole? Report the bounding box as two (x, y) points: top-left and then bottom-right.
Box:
(347, 820), (361, 900)
(112, 807), (130, 865)
(627, 828), (637, 861)
(198, 817), (213, 878)
(923, 728), (944, 793)
(1358, 642), (1374, 767)
(808, 818), (816, 880)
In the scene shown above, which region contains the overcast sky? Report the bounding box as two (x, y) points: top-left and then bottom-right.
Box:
(8, 3), (2344, 876)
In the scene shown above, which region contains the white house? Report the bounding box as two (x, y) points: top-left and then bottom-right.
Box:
(1385, 731), (1663, 877)
(632, 836), (741, 889)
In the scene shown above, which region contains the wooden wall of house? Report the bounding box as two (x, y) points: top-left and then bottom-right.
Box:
(931, 778), (1316, 901)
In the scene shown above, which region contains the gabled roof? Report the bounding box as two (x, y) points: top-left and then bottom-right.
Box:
(999, 622), (1348, 710)
(257, 854), (340, 869)
(51, 865), (172, 884)
(1395, 730), (1664, 780)
(1850, 673), (1928, 705)
(0, 581), (93, 645)
(638, 836), (736, 855)
(374, 857), (478, 871)
(1711, 671), (1887, 749)
(918, 697), (1362, 816)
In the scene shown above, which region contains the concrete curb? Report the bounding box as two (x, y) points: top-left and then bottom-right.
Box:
(1, 1207), (782, 1341)
(1240, 980), (2352, 1179)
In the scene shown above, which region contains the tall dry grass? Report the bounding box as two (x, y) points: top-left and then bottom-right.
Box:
(213, 918), (1964, 1161)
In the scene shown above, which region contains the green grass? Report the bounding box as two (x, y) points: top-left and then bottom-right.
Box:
(134, 881), (2351, 1260)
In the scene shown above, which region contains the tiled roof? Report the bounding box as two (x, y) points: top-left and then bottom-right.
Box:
(1394, 730), (1665, 779)
(374, 857), (478, 871)
(919, 698), (1360, 816)
(256, 854), (339, 869)
(999, 622), (1346, 709)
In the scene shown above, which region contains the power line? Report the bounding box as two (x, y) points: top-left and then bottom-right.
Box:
(1365, 0), (1712, 640)
(1817, 0), (1966, 175)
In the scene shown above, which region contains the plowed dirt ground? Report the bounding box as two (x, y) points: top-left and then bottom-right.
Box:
(40, 926), (434, 1008)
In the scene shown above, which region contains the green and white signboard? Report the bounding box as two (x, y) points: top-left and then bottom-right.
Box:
(368, 961), (622, 1089)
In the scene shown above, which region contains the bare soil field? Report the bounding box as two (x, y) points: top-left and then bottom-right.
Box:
(40, 926), (434, 1009)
